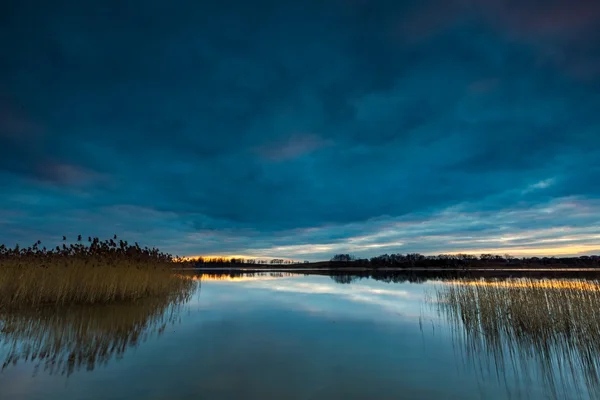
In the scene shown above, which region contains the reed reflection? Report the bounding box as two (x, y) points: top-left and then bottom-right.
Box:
(434, 278), (600, 400)
(0, 279), (197, 376)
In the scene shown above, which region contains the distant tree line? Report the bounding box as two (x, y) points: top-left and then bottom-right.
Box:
(329, 253), (600, 268)
(184, 256), (308, 266)
(180, 252), (600, 269)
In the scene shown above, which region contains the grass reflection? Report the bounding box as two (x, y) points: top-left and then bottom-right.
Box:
(434, 278), (600, 399)
(0, 278), (197, 376)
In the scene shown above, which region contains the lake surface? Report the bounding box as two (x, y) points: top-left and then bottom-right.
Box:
(1, 272), (599, 400)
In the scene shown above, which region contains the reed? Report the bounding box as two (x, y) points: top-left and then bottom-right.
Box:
(0, 236), (194, 309)
(434, 278), (600, 399)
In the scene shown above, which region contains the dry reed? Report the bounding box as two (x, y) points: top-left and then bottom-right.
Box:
(434, 278), (600, 400)
(0, 236), (194, 309)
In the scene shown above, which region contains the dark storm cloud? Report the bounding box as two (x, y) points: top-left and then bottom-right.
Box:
(1, 0), (599, 258)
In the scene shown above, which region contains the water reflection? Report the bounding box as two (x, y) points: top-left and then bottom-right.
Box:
(196, 272), (299, 281)
(3, 271), (600, 400)
(323, 270), (600, 285)
(433, 278), (600, 400)
(0, 280), (197, 376)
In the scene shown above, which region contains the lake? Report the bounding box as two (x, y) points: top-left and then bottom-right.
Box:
(1, 271), (599, 400)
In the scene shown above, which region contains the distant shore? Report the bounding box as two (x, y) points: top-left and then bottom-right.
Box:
(178, 255), (600, 271)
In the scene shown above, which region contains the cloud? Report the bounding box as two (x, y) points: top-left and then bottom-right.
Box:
(256, 133), (332, 162)
(225, 197), (600, 259)
(0, 104), (44, 139)
(0, 1), (599, 258)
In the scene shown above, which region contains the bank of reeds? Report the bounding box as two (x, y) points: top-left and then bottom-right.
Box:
(434, 278), (600, 400)
(0, 236), (195, 310)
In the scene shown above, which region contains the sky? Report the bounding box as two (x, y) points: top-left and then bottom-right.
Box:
(1, 0), (599, 260)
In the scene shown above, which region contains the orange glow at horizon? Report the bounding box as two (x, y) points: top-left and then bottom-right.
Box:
(446, 244), (600, 257)
(174, 244), (599, 262)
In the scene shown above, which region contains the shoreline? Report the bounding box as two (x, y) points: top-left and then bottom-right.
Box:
(174, 267), (600, 280)
(175, 267), (600, 272)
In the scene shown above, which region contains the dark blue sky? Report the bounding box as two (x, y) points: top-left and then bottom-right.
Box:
(1, 0), (599, 260)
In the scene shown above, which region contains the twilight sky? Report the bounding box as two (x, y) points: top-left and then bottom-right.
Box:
(1, 0), (599, 260)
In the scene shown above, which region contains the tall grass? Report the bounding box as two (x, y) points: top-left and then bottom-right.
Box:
(434, 278), (600, 400)
(0, 236), (194, 309)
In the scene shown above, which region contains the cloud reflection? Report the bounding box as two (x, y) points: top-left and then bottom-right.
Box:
(199, 274), (428, 318)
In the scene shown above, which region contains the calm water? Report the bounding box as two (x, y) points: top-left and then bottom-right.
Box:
(1, 272), (598, 400)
